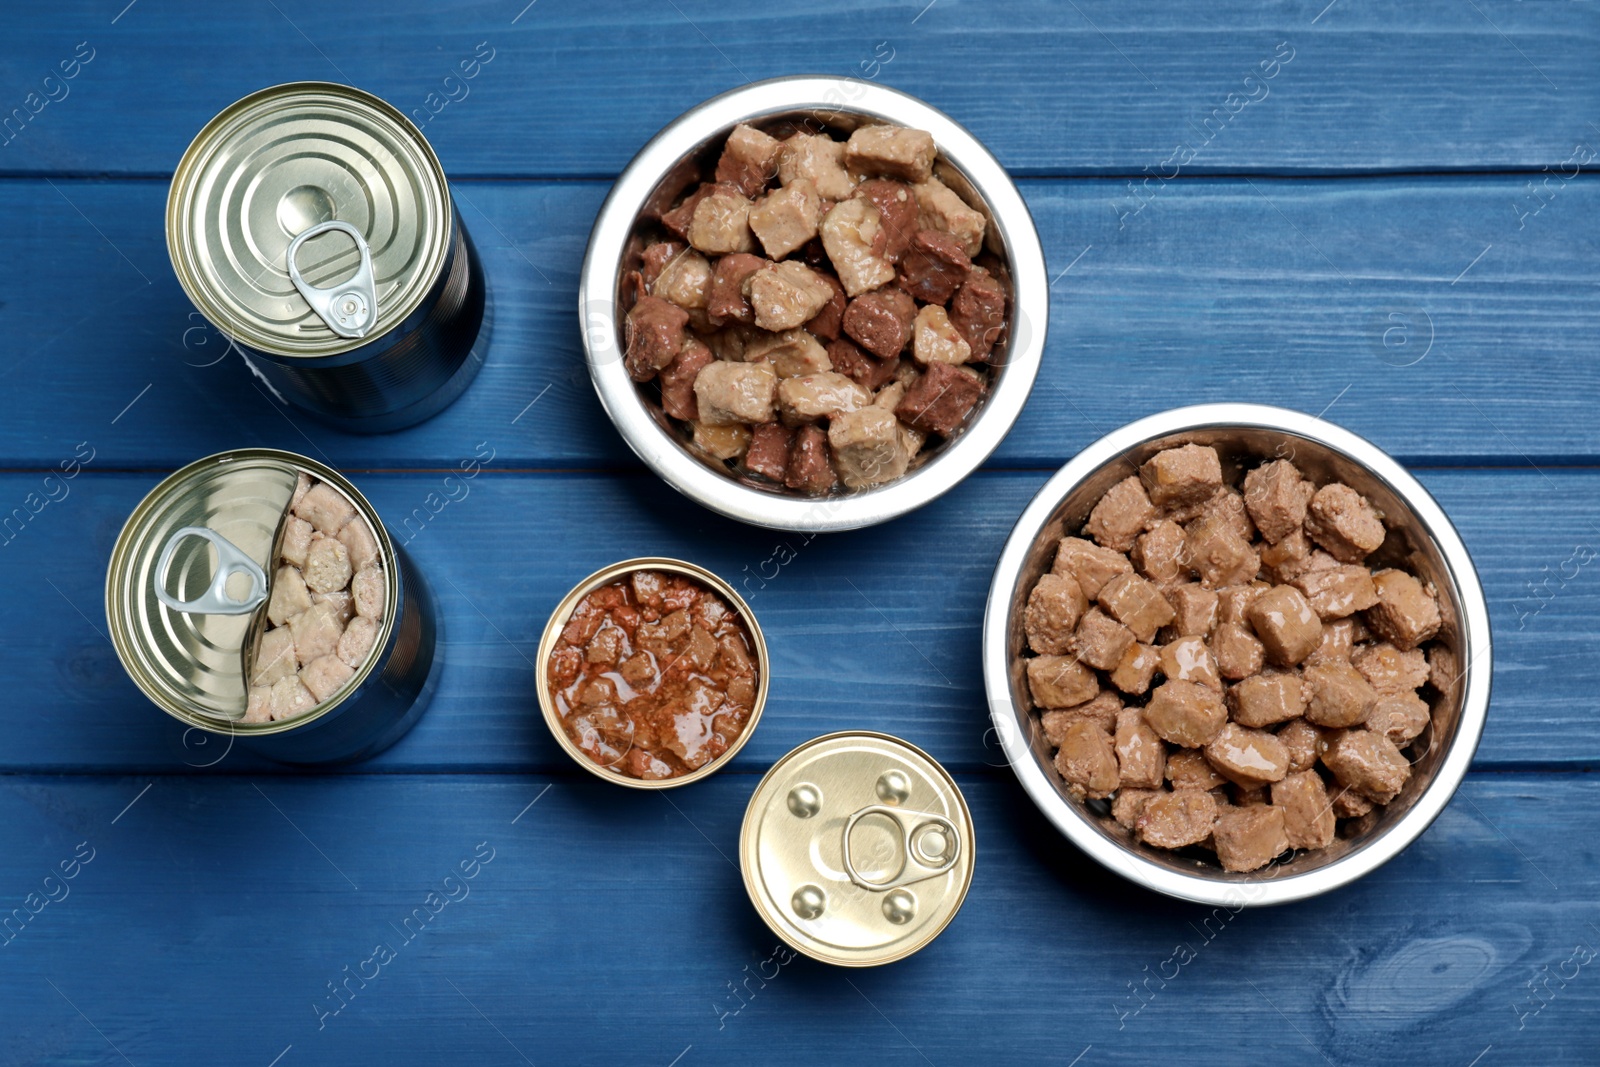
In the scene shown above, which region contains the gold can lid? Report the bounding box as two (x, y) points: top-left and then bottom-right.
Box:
(739, 731), (975, 967)
(166, 82), (450, 357)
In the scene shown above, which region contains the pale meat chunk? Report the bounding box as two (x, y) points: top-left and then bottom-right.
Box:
(352, 566), (385, 620)
(693, 421), (751, 461)
(748, 178), (824, 259)
(1319, 728), (1411, 803)
(694, 360), (778, 425)
(289, 601), (344, 666)
(654, 249), (713, 313)
(1159, 634), (1222, 690)
(1211, 621), (1265, 680)
(747, 261), (834, 332)
(1144, 679), (1227, 747)
(1271, 770), (1336, 850)
(827, 405), (909, 488)
(244, 686), (273, 724)
(911, 176), (985, 257)
(300, 654), (355, 702)
(1084, 476), (1155, 552)
(911, 305), (973, 365)
(1024, 572), (1088, 655)
(1113, 788), (1160, 830)
(1365, 569), (1442, 651)
(1026, 654), (1099, 709)
(295, 483), (356, 535)
(778, 133), (857, 200)
(844, 126), (937, 182)
(337, 615), (380, 669)
(688, 188), (756, 255)
(268, 675), (317, 721)
(1131, 520), (1187, 584)
(746, 328), (832, 378)
(266, 564), (312, 626)
(1070, 608), (1135, 671)
(314, 589), (353, 626)
(1039, 692), (1121, 740)
(337, 517), (380, 571)
(1212, 806), (1289, 872)
(1366, 692), (1431, 746)
(819, 198), (894, 296)
(1353, 642), (1430, 694)
(1204, 722), (1290, 787)
(1228, 671), (1306, 728)
(303, 536), (352, 595)
(1277, 718), (1322, 773)
(1108, 641), (1160, 695)
(1051, 537), (1133, 599)
(1096, 572), (1175, 643)
(1304, 483), (1386, 563)
(1247, 585), (1323, 666)
(291, 472), (311, 509)
(1259, 527), (1314, 583)
(280, 517), (314, 568)
(1332, 788), (1375, 818)
(1115, 707), (1167, 789)
(1139, 444), (1222, 507)
(1136, 790), (1217, 849)
(251, 626), (298, 687)
(1052, 720), (1120, 800)
(715, 123), (784, 197)
(1242, 459), (1314, 544)
(1166, 749), (1227, 792)
(1168, 584), (1218, 637)
(1292, 564), (1378, 620)
(1302, 660), (1377, 728)
(776, 372), (870, 426)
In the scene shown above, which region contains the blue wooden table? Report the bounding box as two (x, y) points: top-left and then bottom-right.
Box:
(2, 2), (1597, 1064)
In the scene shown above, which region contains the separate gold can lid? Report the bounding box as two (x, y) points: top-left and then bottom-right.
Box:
(740, 731), (975, 967)
(167, 82), (450, 358)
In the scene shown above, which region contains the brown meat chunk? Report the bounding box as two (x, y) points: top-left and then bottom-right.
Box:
(1185, 513), (1260, 588)
(1131, 520), (1187, 585)
(1305, 483), (1387, 563)
(805, 273), (848, 340)
(1096, 572), (1175, 643)
(844, 126), (937, 183)
(1085, 476), (1156, 553)
(1365, 569), (1442, 651)
(1271, 770), (1336, 850)
(1229, 671), (1306, 728)
(745, 423), (794, 482)
(842, 287), (916, 360)
(694, 360), (777, 425)
(1113, 788), (1160, 830)
(1166, 749), (1227, 792)
(1204, 722), (1290, 787)
(1168, 584), (1218, 637)
(1259, 527), (1314, 584)
(1025, 572), (1089, 655)
(1353, 642), (1430, 694)
(1242, 459), (1314, 544)
(1216, 583), (1267, 625)
(1039, 692), (1122, 741)
(623, 295), (689, 382)
(784, 424), (836, 494)
(1070, 608), (1135, 671)
(692, 421), (751, 461)
(1109, 642), (1160, 696)
(1140, 444), (1223, 508)
(1320, 729), (1411, 803)
(1211, 622), (1265, 681)
(706, 252), (766, 327)
(1144, 679), (1228, 748)
(826, 337), (899, 391)
(1292, 565), (1379, 620)
(659, 338), (714, 422)
(1136, 790), (1218, 849)
(1026, 654), (1100, 710)
(1052, 537), (1134, 599)
(1367, 692), (1431, 746)
(715, 123), (784, 198)
(949, 267), (1008, 359)
(1159, 634), (1222, 691)
(894, 360), (985, 437)
(1305, 617), (1356, 667)
(1277, 718), (1322, 773)
(1248, 585), (1324, 666)
(1428, 645), (1460, 695)
(899, 229), (971, 304)
(1303, 660), (1377, 728)
(852, 179), (919, 261)
(1115, 707), (1167, 789)
(1212, 806), (1289, 872)
(1052, 720), (1120, 800)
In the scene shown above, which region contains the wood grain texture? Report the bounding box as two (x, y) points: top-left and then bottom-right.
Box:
(0, 1), (1594, 177)
(0, 772), (1592, 1067)
(2, 175), (1598, 470)
(10, 468), (1595, 774)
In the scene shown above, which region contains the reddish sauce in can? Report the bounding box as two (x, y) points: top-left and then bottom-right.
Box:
(547, 569), (759, 780)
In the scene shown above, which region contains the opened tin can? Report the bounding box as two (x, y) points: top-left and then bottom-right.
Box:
(740, 732), (974, 966)
(536, 558), (768, 788)
(106, 448), (441, 764)
(167, 83), (487, 433)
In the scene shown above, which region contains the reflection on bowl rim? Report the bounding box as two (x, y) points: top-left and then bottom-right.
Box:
(536, 556), (770, 789)
(579, 75), (1048, 532)
(981, 403), (1493, 906)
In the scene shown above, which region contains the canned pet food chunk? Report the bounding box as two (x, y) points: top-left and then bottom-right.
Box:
(740, 732), (974, 966)
(167, 83), (487, 432)
(106, 449), (440, 764)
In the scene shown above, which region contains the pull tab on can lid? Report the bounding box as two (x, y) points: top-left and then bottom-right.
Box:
(105, 452), (302, 722)
(740, 731), (976, 967)
(167, 82), (450, 358)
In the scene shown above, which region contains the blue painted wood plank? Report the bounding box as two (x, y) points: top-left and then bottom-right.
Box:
(0, 1), (1594, 177)
(9, 468), (1595, 774)
(0, 771), (1592, 1066)
(1, 176), (1597, 471)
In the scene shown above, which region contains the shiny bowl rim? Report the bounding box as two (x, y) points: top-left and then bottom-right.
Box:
(535, 556), (770, 789)
(980, 403), (1493, 906)
(579, 75), (1048, 532)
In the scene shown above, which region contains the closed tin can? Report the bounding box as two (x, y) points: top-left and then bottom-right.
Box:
(167, 83), (487, 433)
(740, 732), (974, 966)
(106, 448), (441, 765)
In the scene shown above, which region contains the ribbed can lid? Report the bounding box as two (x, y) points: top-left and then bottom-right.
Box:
(739, 731), (975, 966)
(166, 82), (450, 358)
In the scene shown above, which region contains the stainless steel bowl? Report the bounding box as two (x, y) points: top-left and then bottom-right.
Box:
(579, 76), (1047, 531)
(982, 404), (1492, 906)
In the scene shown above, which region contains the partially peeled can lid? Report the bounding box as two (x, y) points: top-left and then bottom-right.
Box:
(739, 732), (975, 966)
(166, 82), (451, 358)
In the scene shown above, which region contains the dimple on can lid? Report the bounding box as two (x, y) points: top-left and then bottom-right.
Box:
(739, 732), (975, 967)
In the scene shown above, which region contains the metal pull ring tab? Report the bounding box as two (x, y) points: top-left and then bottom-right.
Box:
(153, 526), (269, 616)
(286, 220), (379, 339)
(841, 805), (962, 892)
